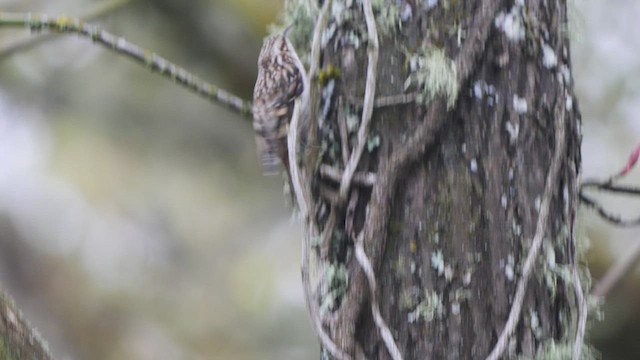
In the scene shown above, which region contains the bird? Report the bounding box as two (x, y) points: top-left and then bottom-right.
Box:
(252, 27), (306, 187)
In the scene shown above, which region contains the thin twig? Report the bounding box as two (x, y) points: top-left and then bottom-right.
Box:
(345, 1), (402, 359)
(320, 165), (375, 187)
(337, 0), (379, 202)
(346, 92), (418, 109)
(569, 161), (587, 360)
(580, 182), (640, 196)
(296, 1), (349, 359)
(579, 192), (640, 226)
(354, 233), (403, 360)
(591, 240), (640, 298)
(486, 102), (567, 360)
(572, 260), (587, 360)
(0, 11), (252, 117)
(337, 98), (351, 165)
(0, 0), (135, 60)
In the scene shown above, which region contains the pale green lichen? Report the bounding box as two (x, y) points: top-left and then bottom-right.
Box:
(278, 0), (315, 62)
(408, 291), (443, 323)
(514, 340), (598, 360)
(406, 48), (459, 108)
(431, 249), (445, 275)
(371, 0), (400, 35)
(367, 135), (381, 152)
(320, 263), (349, 314)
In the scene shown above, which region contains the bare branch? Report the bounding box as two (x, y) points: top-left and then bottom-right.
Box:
(320, 165), (375, 187)
(294, 1), (351, 359)
(355, 233), (403, 360)
(0, 12), (252, 117)
(337, 0), (379, 202)
(581, 182), (640, 196)
(0, 0), (135, 60)
(591, 240), (640, 298)
(579, 192), (640, 227)
(572, 260), (588, 360)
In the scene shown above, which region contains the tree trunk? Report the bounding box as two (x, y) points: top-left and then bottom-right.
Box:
(291, 0), (585, 359)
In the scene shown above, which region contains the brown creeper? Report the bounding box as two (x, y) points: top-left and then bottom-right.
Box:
(252, 28), (306, 178)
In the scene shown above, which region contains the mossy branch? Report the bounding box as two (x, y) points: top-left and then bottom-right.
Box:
(0, 12), (253, 118)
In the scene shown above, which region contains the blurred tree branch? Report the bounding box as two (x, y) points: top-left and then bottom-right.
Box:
(0, 0), (136, 60)
(0, 291), (53, 360)
(150, 0), (260, 94)
(580, 143), (640, 226)
(581, 143), (640, 298)
(0, 11), (253, 118)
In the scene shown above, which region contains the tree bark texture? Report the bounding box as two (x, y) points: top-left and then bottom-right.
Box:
(294, 0), (584, 359)
(0, 291), (52, 360)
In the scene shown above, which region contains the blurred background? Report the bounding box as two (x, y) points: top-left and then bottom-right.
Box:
(0, 0), (637, 359)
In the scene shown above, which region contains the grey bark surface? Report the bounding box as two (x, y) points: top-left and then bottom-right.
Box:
(301, 0), (583, 359)
(0, 291), (52, 360)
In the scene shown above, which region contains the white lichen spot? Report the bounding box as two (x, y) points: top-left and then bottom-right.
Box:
(534, 196), (541, 212)
(424, 0), (438, 10)
(431, 250), (445, 275)
(495, 6), (525, 42)
(505, 121), (519, 143)
(565, 95), (573, 111)
(321, 23), (337, 48)
(530, 309), (543, 339)
(470, 158), (478, 173)
(513, 95), (528, 114)
(463, 270), (472, 286)
(512, 219), (522, 236)
(346, 113), (359, 133)
(331, 1), (346, 24)
(508, 168), (514, 180)
(408, 291), (443, 323)
(546, 245), (556, 269)
(560, 64), (572, 84)
(505, 255), (515, 281)
(541, 43), (558, 69)
(473, 80), (485, 99)
(400, 3), (412, 22)
(501, 194), (508, 209)
(461, 143), (467, 154)
(444, 264), (454, 281)
(410, 261), (416, 274)
(433, 232), (440, 244)
(6, 306), (17, 327)
(451, 302), (461, 316)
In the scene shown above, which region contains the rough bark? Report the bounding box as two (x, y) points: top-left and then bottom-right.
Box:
(0, 291), (52, 360)
(294, 0), (584, 359)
